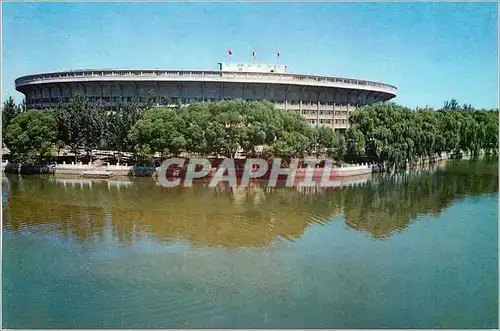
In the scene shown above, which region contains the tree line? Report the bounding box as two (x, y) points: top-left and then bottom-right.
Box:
(345, 100), (498, 169)
(1, 95), (498, 168)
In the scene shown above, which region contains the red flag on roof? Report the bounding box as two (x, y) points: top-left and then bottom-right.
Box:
(228, 49), (232, 56)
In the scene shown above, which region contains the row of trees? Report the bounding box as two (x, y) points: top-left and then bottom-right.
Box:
(2, 95), (498, 168)
(345, 101), (498, 168)
(2, 96), (346, 164)
(128, 100), (347, 162)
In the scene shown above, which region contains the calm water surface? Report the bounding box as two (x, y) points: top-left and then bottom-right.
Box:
(2, 159), (498, 328)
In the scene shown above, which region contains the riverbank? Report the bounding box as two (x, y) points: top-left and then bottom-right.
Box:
(0, 150), (480, 179)
(1, 162), (152, 178)
(1, 160), (373, 179)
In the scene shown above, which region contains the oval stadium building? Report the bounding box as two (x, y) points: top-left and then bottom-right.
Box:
(15, 62), (397, 131)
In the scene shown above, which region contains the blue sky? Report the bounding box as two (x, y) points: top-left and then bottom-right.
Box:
(2, 2), (498, 109)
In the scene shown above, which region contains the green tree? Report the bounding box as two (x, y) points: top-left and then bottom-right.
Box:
(345, 127), (365, 163)
(104, 102), (144, 163)
(328, 132), (346, 160)
(4, 110), (57, 164)
(2, 97), (22, 142)
(178, 103), (210, 155)
(55, 94), (106, 162)
(128, 107), (186, 157)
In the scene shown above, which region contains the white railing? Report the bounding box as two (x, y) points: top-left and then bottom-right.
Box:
(337, 164), (372, 172)
(15, 69), (397, 94)
(55, 162), (94, 170)
(105, 164), (134, 171)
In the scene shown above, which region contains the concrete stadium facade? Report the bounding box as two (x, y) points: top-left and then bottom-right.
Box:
(15, 62), (397, 131)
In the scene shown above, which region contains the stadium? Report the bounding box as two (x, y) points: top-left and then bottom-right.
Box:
(15, 62), (397, 131)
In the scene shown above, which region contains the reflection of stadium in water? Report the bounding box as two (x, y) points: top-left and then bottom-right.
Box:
(2, 159), (498, 246)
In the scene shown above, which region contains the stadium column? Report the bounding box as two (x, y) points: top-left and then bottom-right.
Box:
(299, 86), (305, 116)
(285, 85), (290, 111)
(346, 90), (350, 114)
(367, 92), (373, 104)
(65, 83), (73, 99)
(202, 83), (205, 102)
(154, 82), (160, 106)
(31, 86), (36, 108)
(48, 85), (52, 104)
(38, 86), (43, 107)
(98, 83), (103, 102)
(58, 84), (64, 103)
(316, 91), (320, 126)
(117, 83), (123, 103)
(133, 82), (138, 99)
(179, 83), (184, 104)
(77, 83), (85, 99)
(29, 86), (37, 108)
(220, 82), (224, 101)
(325, 87), (331, 129)
(347, 90), (353, 127)
(333, 96), (336, 130)
(242, 83), (247, 100)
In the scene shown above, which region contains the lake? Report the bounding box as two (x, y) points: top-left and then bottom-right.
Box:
(2, 159), (498, 328)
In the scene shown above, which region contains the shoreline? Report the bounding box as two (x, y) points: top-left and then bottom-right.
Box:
(0, 150), (481, 179)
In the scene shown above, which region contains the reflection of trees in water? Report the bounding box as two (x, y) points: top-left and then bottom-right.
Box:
(343, 160), (498, 238)
(2, 160), (497, 246)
